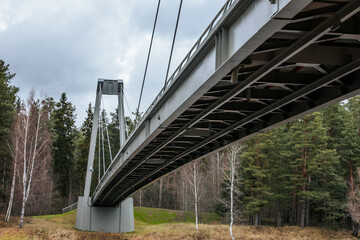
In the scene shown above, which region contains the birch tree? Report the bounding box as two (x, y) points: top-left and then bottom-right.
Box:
(187, 160), (203, 230)
(4, 112), (20, 222)
(15, 93), (51, 228)
(219, 144), (244, 240)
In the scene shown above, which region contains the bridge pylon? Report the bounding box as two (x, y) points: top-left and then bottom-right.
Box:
(75, 79), (134, 233)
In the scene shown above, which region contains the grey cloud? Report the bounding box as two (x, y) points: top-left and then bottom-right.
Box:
(0, 0), (226, 126)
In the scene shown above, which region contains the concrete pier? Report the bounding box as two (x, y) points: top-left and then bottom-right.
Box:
(75, 196), (134, 233)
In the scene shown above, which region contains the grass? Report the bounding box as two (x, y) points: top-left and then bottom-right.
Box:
(0, 207), (357, 239)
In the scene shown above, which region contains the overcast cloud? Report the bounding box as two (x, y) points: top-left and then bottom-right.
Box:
(0, 0), (226, 126)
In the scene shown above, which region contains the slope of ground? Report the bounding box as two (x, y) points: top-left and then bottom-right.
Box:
(0, 207), (357, 240)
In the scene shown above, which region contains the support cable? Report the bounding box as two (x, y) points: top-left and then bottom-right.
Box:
(137, 0), (161, 114)
(164, 0), (183, 86)
(101, 111), (106, 175)
(98, 103), (101, 183)
(123, 91), (132, 121)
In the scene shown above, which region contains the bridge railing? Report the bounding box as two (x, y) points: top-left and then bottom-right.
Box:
(62, 202), (78, 214)
(131, 0), (236, 140)
(94, 0), (237, 194)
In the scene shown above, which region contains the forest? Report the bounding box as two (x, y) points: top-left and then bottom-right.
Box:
(1, 59), (360, 235)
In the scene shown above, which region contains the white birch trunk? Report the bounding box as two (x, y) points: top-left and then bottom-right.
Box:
(19, 112), (29, 228)
(20, 106), (41, 228)
(5, 164), (16, 222)
(194, 161), (199, 230)
(229, 146), (235, 240)
(159, 178), (162, 208)
(139, 188), (142, 207)
(5, 139), (18, 222)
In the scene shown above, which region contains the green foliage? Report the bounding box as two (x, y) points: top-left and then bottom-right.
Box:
(52, 93), (76, 199)
(0, 60), (18, 204)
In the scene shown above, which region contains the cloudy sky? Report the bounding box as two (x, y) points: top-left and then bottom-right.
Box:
(0, 0), (226, 126)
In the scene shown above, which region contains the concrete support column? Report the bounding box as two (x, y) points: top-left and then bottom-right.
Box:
(75, 196), (134, 233)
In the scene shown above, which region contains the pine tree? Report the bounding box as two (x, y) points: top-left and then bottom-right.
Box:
(0, 60), (18, 208)
(73, 103), (93, 196)
(241, 134), (272, 225)
(52, 93), (76, 201)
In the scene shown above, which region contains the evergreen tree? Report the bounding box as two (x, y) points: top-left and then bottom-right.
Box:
(268, 126), (293, 227)
(52, 93), (76, 201)
(0, 60), (18, 208)
(73, 103), (93, 196)
(241, 134), (272, 225)
(343, 97), (360, 194)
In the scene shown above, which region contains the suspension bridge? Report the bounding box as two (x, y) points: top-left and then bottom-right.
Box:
(76, 0), (360, 233)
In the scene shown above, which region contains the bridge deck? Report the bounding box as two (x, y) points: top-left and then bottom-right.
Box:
(92, 0), (360, 207)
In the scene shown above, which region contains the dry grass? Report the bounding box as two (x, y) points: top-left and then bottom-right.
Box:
(0, 211), (357, 240)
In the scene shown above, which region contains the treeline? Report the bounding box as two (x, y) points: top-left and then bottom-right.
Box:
(0, 59), (138, 221)
(131, 98), (360, 229)
(2, 58), (360, 231)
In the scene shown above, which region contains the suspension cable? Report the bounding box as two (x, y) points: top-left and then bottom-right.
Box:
(137, 0), (161, 114)
(164, 0), (183, 86)
(101, 111), (106, 175)
(123, 90), (132, 120)
(98, 101), (101, 183)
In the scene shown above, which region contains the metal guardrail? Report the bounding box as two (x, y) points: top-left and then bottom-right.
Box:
(62, 202), (78, 214)
(128, 0), (236, 140)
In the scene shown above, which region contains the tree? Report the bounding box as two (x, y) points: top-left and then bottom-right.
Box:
(73, 103), (93, 196)
(0, 60), (18, 209)
(348, 167), (360, 236)
(221, 144), (244, 240)
(8, 93), (52, 227)
(52, 93), (76, 201)
(4, 110), (20, 222)
(241, 134), (272, 225)
(187, 160), (203, 230)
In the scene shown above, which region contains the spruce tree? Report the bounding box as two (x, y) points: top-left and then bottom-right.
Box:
(73, 103), (93, 196)
(0, 60), (18, 207)
(241, 133), (272, 225)
(52, 93), (76, 200)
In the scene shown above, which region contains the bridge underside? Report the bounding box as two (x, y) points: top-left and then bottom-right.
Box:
(94, 0), (360, 207)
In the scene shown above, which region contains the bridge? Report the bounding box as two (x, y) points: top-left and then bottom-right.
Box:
(76, 0), (360, 233)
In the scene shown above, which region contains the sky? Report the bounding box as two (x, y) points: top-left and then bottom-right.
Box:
(0, 0), (226, 126)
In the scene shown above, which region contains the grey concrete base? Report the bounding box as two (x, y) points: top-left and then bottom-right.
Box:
(75, 196), (134, 233)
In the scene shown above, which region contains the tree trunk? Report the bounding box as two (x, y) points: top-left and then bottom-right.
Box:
(300, 199), (305, 228)
(185, 178), (188, 211)
(194, 162), (199, 231)
(5, 158), (17, 222)
(229, 147), (235, 240)
(305, 199), (310, 227)
(350, 163), (354, 194)
(276, 201), (282, 227)
(255, 211), (261, 226)
(292, 192), (296, 225)
(139, 189), (142, 207)
(5, 138), (18, 222)
(19, 195), (26, 228)
(352, 221), (359, 236)
(159, 178), (162, 208)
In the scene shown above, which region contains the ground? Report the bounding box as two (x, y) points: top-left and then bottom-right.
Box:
(0, 207), (357, 240)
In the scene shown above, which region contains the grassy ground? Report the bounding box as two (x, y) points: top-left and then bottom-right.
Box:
(0, 207), (357, 240)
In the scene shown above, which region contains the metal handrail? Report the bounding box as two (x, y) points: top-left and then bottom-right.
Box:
(93, 0), (237, 197)
(62, 202), (78, 214)
(128, 0), (235, 140)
